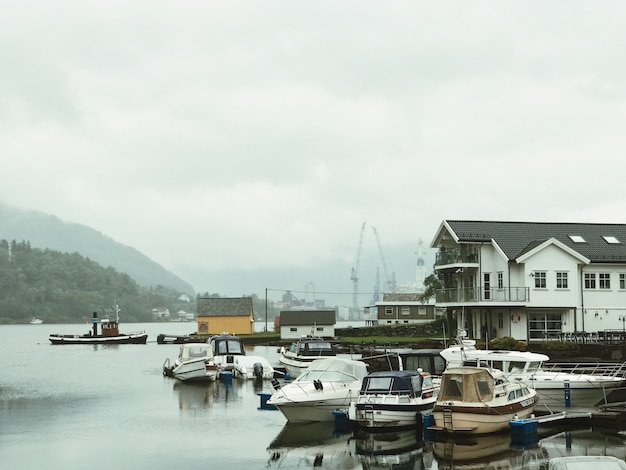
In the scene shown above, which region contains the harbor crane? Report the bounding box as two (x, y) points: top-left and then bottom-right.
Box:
(372, 226), (397, 292)
(351, 221), (366, 313)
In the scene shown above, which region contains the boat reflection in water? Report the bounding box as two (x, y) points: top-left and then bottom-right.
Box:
(539, 428), (626, 461)
(266, 421), (357, 468)
(173, 379), (244, 414)
(431, 432), (527, 470)
(354, 428), (426, 470)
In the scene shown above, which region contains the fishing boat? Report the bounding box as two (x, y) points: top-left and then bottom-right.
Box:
(162, 343), (218, 382)
(348, 370), (439, 431)
(278, 335), (336, 377)
(430, 366), (538, 434)
(440, 337), (626, 408)
(267, 357), (369, 423)
(49, 308), (148, 345)
(208, 332), (275, 380)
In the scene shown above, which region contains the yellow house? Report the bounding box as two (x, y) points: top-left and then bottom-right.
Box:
(197, 297), (254, 335)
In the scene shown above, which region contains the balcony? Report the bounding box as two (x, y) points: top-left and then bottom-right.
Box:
(435, 287), (529, 304)
(434, 249), (479, 267)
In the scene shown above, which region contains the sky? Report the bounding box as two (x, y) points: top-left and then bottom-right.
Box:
(2, 1), (626, 305)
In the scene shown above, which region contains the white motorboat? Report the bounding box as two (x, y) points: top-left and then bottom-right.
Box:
(548, 456), (626, 470)
(208, 333), (275, 380)
(163, 343), (218, 382)
(29, 318), (43, 324)
(431, 366), (538, 434)
(278, 336), (336, 377)
(440, 339), (626, 408)
(267, 357), (369, 423)
(348, 370), (439, 430)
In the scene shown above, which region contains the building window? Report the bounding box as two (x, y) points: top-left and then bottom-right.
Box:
(569, 235), (586, 243)
(620, 273), (626, 290)
(401, 307), (410, 316)
(599, 273), (611, 289)
(484, 273), (491, 300)
(556, 272), (568, 289)
(385, 307), (393, 316)
(290, 327), (297, 332)
(497, 272), (503, 289)
(534, 272), (546, 289)
(418, 306), (426, 315)
(603, 236), (620, 244)
(529, 312), (562, 339)
(316, 327), (323, 332)
(584, 273), (596, 289)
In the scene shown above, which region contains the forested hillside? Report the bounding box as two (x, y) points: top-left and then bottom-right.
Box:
(0, 240), (191, 324)
(0, 204), (194, 294)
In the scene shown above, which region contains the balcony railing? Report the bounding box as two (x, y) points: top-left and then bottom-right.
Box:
(434, 250), (479, 266)
(435, 287), (529, 303)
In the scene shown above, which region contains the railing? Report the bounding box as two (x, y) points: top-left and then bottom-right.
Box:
(434, 250), (479, 266)
(435, 287), (529, 303)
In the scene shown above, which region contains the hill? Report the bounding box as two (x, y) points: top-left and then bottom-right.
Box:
(0, 204), (194, 294)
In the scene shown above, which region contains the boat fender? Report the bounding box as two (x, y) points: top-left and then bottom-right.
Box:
(313, 379), (324, 391)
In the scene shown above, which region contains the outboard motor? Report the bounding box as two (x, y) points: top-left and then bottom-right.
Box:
(253, 362), (264, 381)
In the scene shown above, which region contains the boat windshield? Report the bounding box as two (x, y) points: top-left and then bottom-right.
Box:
(297, 369), (357, 382)
(215, 339), (244, 355)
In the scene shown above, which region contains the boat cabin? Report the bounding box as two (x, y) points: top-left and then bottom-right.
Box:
(288, 337), (335, 357)
(359, 370), (434, 398)
(439, 367), (499, 403)
(209, 333), (246, 356)
(179, 343), (214, 362)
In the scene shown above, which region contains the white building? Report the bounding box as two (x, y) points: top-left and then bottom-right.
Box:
(430, 220), (626, 341)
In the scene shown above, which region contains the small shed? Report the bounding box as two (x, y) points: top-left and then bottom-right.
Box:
(197, 297), (254, 335)
(279, 309), (336, 340)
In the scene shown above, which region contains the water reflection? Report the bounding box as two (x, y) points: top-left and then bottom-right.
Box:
(172, 378), (245, 414)
(539, 428), (626, 460)
(354, 429), (425, 470)
(431, 432), (525, 469)
(266, 421), (357, 468)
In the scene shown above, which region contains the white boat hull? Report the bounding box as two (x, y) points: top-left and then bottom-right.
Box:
(173, 357), (217, 382)
(349, 399), (436, 430)
(432, 404), (535, 434)
(270, 388), (360, 423)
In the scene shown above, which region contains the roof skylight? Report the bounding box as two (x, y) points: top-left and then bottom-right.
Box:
(569, 235), (586, 243)
(603, 236), (620, 244)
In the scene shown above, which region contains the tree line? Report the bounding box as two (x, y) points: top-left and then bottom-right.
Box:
(0, 239), (196, 324)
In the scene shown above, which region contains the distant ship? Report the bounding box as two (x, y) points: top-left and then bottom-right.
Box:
(30, 318), (43, 325)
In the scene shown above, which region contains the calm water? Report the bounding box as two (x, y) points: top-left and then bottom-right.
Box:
(2, 323), (626, 469)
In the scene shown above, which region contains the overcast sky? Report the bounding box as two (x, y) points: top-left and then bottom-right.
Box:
(2, 1), (626, 302)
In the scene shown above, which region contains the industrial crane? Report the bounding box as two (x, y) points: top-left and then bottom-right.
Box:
(372, 226), (397, 292)
(351, 221), (366, 312)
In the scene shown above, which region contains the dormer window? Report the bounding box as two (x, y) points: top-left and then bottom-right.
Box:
(569, 235), (586, 243)
(603, 236), (620, 244)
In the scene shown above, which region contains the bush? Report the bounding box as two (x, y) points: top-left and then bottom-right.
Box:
(488, 336), (528, 351)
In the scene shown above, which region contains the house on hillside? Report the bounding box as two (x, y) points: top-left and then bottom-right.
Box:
(375, 292), (437, 325)
(196, 297), (254, 335)
(431, 220), (626, 342)
(279, 310), (336, 340)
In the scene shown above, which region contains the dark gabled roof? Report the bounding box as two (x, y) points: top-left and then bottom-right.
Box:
(197, 297), (253, 317)
(382, 292), (423, 302)
(279, 310), (336, 326)
(442, 220), (626, 263)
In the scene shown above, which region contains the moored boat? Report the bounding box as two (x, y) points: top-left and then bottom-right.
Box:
(268, 357), (369, 423)
(163, 343), (218, 382)
(30, 318), (43, 324)
(440, 338), (626, 408)
(49, 308), (148, 345)
(208, 332), (275, 380)
(348, 369), (439, 431)
(431, 366), (538, 434)
(278, 336), (336, 377)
